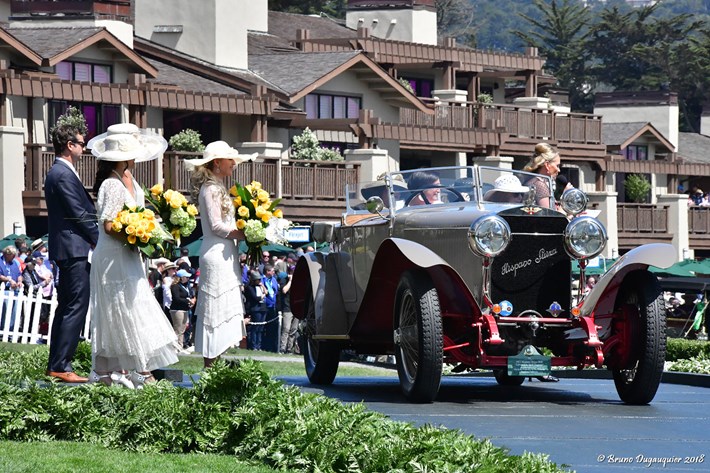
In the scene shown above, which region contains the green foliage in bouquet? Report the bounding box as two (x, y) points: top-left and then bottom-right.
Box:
(144, 184), (198, 252)
(230, 181), (285, 267)
(110, 204), (174, 258)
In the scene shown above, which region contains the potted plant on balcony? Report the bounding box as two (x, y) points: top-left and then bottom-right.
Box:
(624, 174), (651, 203)
(168, 128), (205, 152)
(291, 127), (344, 166)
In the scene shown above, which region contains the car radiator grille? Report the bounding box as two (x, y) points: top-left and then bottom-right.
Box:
(490, 212), (572, 315)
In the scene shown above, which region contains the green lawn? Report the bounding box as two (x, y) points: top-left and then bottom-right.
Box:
(0, 440), (284, 473)
(0, 342), (393, 378)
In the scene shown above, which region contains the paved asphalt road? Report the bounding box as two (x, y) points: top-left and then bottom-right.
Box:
(280, 373), (710, 473)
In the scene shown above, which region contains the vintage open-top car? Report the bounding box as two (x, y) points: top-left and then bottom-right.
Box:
(291, 166), (675, 404)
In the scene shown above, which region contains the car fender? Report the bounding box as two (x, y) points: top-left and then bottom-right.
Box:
(348, 238), (480, 345)
(291, 252), (350, 335)
(580, 243), (676, 318)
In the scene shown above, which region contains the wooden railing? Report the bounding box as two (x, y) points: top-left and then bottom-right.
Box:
(617, 203), (669, 233)
(24, 146), (358, 202)
(688, 206), (710, 234)
(24, 144), (160, 193)
(399, 100), (603, 144)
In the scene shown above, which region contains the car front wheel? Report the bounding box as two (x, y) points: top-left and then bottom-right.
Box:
(300, 283), (340, 385)
(394, 271), (443, 403)
(611, 272), (666, 405)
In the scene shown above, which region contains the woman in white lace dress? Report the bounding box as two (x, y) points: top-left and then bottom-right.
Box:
(89, 131), (178, 388)
(186, 141), (256, 368)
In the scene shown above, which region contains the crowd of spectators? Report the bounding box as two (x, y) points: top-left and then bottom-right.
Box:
(1, 237), (55, 340)
(2, 234), (314, 354)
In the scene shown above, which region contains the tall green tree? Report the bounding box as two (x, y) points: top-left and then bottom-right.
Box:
(587, 4), (699, 91)
(586, 4), (702, 129)
(515, 0), (593, 111)
(436, 0), (475, 46)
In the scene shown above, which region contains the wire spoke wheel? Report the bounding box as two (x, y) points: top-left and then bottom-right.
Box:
(611, 271), (666, 405)
(394, 271), (443, 403)
(300, 283), (340, 385)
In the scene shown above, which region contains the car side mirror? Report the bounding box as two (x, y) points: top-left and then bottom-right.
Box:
(312, 221), (335, 243)
(365, 196), (385, 214)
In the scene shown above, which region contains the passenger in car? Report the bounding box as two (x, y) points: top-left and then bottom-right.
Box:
(483, 174), (529, 204)
(522, 142), (560, 208)
(407, 171), (442, 206)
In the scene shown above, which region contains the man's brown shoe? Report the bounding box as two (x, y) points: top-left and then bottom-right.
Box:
(46, 371), (88, 383)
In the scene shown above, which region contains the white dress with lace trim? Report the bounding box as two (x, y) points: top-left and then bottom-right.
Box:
(194, 183), (245, 358)
(90, 177), (179, 372)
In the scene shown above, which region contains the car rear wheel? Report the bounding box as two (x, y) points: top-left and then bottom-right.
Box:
(300, 283), (340, 385)
(611, 272), (666, 405)
(394, 271), (443, 403)
(493, 369), (525, 386)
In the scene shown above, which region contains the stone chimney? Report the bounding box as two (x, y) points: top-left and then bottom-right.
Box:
(134, 0), (267, 70)
(345, 0), (437, 46)
(594, 90), (679, 151)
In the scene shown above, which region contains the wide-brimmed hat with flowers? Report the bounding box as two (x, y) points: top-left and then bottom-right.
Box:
(90, 133), (153, 162)
(88, 123), (168, 163)
(183, 140), (257, 171)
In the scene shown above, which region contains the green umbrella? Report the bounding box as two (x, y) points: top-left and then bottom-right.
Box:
(677, 259), (710, 275)
(649, 262), (695, 277)
(183, 237), (203, 257)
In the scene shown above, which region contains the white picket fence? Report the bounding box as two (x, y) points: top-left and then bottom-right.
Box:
(0, 290), (92, 345)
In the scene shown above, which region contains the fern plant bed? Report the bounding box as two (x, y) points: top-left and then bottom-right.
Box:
(0, 346), (568, 473)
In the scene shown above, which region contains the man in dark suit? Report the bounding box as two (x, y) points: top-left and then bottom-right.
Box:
(44, 121), (99, 383)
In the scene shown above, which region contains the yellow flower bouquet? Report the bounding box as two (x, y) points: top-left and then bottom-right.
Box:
(230, 180), (290, 267)
(144, 183), (198, 254)
(110, 204), (173, 257)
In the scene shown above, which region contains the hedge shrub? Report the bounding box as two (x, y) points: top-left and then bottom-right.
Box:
(0, 347), (567, 473)
(666, 338), (710, 361)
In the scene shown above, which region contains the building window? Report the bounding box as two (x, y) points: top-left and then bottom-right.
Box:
(305, 93), (361, 119)
(56, 61), (112, 84)
(48, 101), (121, 140)
(164, 111), (221, 147)
(624, 145), (648, 161)
(400, 77), (435, 98)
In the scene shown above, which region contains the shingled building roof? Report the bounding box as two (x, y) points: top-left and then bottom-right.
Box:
(267, 11), (355, 40)
(678, 132), (710, 164)
(144, 57), (245, 95)
(248, 51), (360, 96)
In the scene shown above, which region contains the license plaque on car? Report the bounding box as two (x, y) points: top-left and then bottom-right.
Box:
(507, 345), (551, 376)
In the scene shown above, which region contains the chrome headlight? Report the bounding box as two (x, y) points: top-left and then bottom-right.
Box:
(468, 215), (511, 257)
(559, 188), (588, 216)
(564, 216), (607, 259)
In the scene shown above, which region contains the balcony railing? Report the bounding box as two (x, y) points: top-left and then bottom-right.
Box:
(689, 206), (710, 234)
(24, 146), (358, 203)
(617, 203), (669, 233)
(399, 100), (602, 144)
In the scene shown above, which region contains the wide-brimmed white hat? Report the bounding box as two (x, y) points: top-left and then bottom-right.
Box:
(88, 123), (168, 163)
(183, 141), (257, 171)
(483, 174), (529, 200)
(91, 133), (153, 162)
